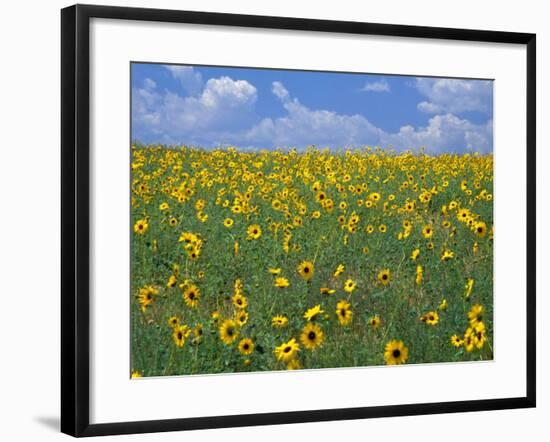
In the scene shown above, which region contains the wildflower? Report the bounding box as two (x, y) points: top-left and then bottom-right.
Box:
(384, 340), (409, 365)
(304, 305), (324, 321)
(297, 260), (314, 281)
(300, 323), (324, 350)
(378, 269), (391, 285)
(274, 338), (300, 362)
(274, 277), (290, 288)
(238, 338), (254, 355)
(272, 315), (288, 328)
(343, 278), (356, 293)
(219, 319), (239, 345)
(336, 300), (353, 326)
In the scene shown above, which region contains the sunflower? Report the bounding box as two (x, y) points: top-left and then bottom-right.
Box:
(451, 335), (464, 347)
(272, 315), (288, 328)
(315, 191), (327, 203)
(138, 286), (158, 312)
(167, 315), (179, 328)
(183, 284), (200, 308)
(247, 224), (262, 240)
(464, 278), (475, 299)
(274, 338), (300, 362)
(457, 208), (470, 222)
(274, 277), (290, 288)
(131, 369), (142, 378)
(320, 287), (336, 295)
(474, 221), (487, 237)
(232, 293), (248, 310)
(167, 274), (177, 288)
(297, 260), (314, 281)
(411, 248), (420, 261)
(235, 310), (249, 327)
(334, 264), (344, 278)
(377, 269), (391, 285)
(369, 315), (381, 329)
(384, 340), (409, 365)
(379, 224), (387, 233)
(159, 202), (170, 211)
(193, 323), (203, 344)
(303, 304), (324, 321)
(422, 225), (433, 239)
(336, 300), (353, 326)
(439, 299), (448, 311)
(441, 249), (454, 261)
(286, 359), (302, 370)
(343, 278), (356, 293)
(219, 319), (239, 345)
(415, 265), (423, 285)
(238, 338), (254, 355)
(467, 304), (484, 326)
(268, 267), (282, 275)
(473, 321), (487, 349)
(420, 311), (439, 326)
(300, 323), (324, 350)
(464, 328), (475, 352)
(133, 218), (149, 235)
(173, 325), (191, 347)
(223, 218), (234, 228)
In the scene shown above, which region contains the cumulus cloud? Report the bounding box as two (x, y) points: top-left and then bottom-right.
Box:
(415, 78), (493, 115)
(361, 79), (390, 92)
(381, 114), (493, 154)
(132, 75), (257, 145)
(165, 65), (204, 96)
(133, 76), (492, 153)
(242, 82), (383, 148)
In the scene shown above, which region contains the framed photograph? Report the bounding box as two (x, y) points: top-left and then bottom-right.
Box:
(61, 4), (536, 437)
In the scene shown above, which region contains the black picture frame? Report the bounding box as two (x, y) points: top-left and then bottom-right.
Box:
(61, 4), (536, 437)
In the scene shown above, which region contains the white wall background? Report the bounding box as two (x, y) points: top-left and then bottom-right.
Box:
(0, 0), (546, 440)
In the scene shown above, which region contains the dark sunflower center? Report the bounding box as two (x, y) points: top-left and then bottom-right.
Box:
(382, 274), (388, 280)
(177, 332), (182, 340)
(478, 227), (483, 233)
(340, 309), (347, 317)
(284, 346), (291, 353)
(304, 267), (310, 273)
(308, 331), (316, 340)
(189, 292), (195, 299)
(227, 328), (234, 336)
(146, 294), (152, 300)
(243, 344), (249, 350)
(392, 349), (401, 358)
(429, 315), (434, 321)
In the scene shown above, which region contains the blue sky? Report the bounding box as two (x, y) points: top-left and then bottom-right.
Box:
(132, 63), (493, 153)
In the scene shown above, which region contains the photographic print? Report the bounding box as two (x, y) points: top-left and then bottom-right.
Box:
(130, 62), (494, 377)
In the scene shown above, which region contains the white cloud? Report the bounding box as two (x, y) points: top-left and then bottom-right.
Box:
(415, 78), (493, 114)
(382, 114), (493, 154)
(133, 77), (492, 153)
(143, 77), (156, 91)
(132, 75), (257, 145)
(361, 79), (390, 92)
(242, 82), (383, 148)
(165, 65), (203, 96)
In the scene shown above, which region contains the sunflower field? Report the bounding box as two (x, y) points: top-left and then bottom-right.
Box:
(130, 145), (493, 377)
